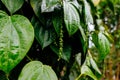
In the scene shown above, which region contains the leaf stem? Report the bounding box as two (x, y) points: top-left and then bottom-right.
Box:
(26, 55), (32, 61)
(6, 74), (9, 80)
(75, 74), (82, 80)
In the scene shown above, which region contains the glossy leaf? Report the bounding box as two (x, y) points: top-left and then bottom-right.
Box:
(92, 32), (110, 60)
(41, 0), (60, 12)
(90, 58), (101, 74)
(88, 53), (101, 74)
(30, 0), (45, 23)
(71, 0), (82, 14)
(98, 32), (110, 59)
(63, 1), (79, 36)
(31, 17), (56, 49)
(1, 0), (24, 14)
(71, 0), (87, 41)
(81, 65), (97, 80)
(52, 11), (62, 36)
(76, 54), (100, 80)
(0, 11), (34, 73)
(84, 0), (93, 24)
(18, 61), (58, 80)
(50, 43), (71, 62)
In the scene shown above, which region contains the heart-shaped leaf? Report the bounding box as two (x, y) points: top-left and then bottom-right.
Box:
(1, 0), (24, 14)
(18, 61), (58, 80)
(92, 32), (110, 60)
(63, 1), (79, 36)
(0, 11), (34, 73)
(31, 16), (56, 49)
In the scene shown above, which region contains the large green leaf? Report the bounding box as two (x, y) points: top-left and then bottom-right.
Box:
(31, 17), (56, 49)
(63, 1), (80, 36)
(92, 32), (110, 60)
(18, 61), (58, 80)
(0, 11), (34, 73)
(1, 0), (24, 14)
(41, 0), (60, 12)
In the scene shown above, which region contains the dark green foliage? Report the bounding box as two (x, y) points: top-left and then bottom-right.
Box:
(0, 0), (112, 80)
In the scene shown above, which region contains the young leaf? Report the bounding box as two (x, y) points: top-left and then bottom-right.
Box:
(41, 0), (60, 12)
(90, 58), (101, 74)
(92, 32), (110, 60)
(18, 61), (58, 80)
(88, 52), (101, 74)
(81, 65), (97, 80)
(63, 1), (80, 36)
(0, 11), (34, 73)
(1, 0), (24, 14)
(98, 32), (110, 59)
